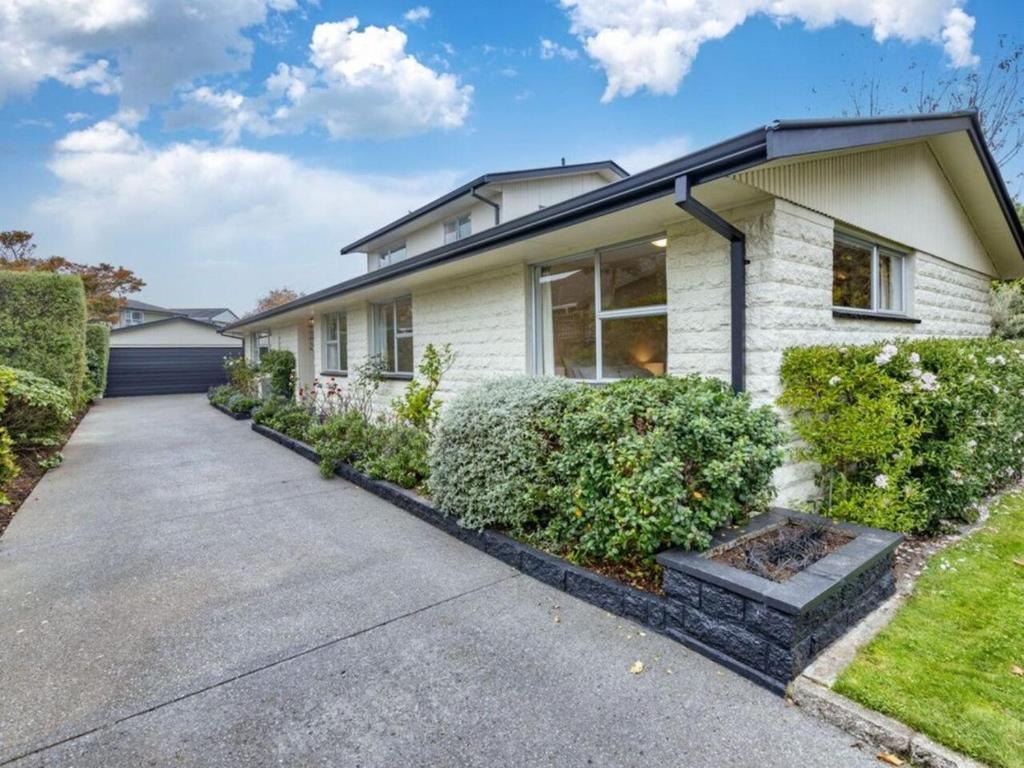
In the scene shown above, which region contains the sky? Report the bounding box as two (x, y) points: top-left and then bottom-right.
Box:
(0, 0), (1021, 314)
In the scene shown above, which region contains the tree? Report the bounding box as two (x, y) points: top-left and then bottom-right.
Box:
(0, 231), (145, 323)
(839, 36), (1024, 174)
(250, 287), (303, 316)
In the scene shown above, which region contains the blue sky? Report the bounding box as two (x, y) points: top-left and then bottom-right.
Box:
(0, 0), (1020, 312)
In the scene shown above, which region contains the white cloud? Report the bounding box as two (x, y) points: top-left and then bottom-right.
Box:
(559, 0), (980, 102)
(32, 119), (459, 310)
(168, 16), (473, 141)
(0, 0), (303, 106)
(64, 112), (91, 124)
(615, 134), (693, 173)
(539, 38), (579, 61)
(403, 6), (431, 24)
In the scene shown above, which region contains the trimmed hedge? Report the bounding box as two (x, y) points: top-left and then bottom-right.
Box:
(0, 271), (88, 405)
(84, 323), (110, 400)
(430, 376), (575, 532)
(780, 338), (1024, 533)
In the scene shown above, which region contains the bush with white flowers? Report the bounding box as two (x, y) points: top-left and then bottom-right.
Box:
(780, 338), (1024, 533)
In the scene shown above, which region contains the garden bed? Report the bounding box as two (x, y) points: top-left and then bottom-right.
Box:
(210, 401), (252, 420)
(250, 421), (900, 693)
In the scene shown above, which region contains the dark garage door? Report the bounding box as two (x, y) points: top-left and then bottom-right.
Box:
(106, 346), (242, 397)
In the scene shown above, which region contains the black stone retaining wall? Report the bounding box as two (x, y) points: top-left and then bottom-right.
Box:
(250, 422), (899, 694)
(210, 401), (252, 420)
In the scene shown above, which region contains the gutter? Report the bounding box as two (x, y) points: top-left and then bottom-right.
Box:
(470, 184), (500, 225)
(674, 175), (747, 393)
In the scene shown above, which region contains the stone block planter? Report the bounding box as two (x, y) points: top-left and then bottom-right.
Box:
(210, 401), (251, 420)
(250, 422), (899, 694)
(657, 510), (901, 689)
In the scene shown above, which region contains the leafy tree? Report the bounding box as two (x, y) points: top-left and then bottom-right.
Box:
(0, 231), (144, 323)
(250, 287), (303, 316)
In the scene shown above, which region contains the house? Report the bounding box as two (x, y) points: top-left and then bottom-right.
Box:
(221, 112), (1024, 504)
(115, 299), (238, 329)
(108, 299), (241, 397)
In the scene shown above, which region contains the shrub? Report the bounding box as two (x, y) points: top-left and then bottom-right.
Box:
(430, 376), (576, 532)
(259, 349), (296, 400)
(0, 366), (74, 446)
(309, 410), (373, 478)
(359, 420), (430, 489)
(0, 368), (17, 504)
(207, 384), (234, 407)
(226, 392), (259, 415)
(253, 396), (315, 441)
(543, 376), (783, 563)
(223, 356), (258, 396)
(392, 343), (455, 432)
(780, 338), (1024, 533)
(991, 281), (1024, 339)
(84, 324), (110, 400)
(0, 271), (87, 405)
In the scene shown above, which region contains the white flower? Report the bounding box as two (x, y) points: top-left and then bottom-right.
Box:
(874, 474), (889, 489)
(901, 382), (914, 394)
(828, 375), (841, 386)
(839, 347), (848, 354)
(875, 352), (893, 365)
(909, 368), (922, 379)
(882, 344), (898, 356)
(909, 352), (920, 364)
(993, 385), (1001, 394)
(966, 439), (977, 450)
(920, 372), (939, 391)
(986, 356), (995, 365)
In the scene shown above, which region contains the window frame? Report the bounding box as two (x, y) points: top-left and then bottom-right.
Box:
(377, 242), (407, 269)
(443, 213), (472, 245)
(832, 230), (909, 316)
(321, 311), (347, 374)
(372, 295), (414, 377)
(252, 331), (271, 363)
(531, 234), (668, 383)
(123, 309), (144, 326)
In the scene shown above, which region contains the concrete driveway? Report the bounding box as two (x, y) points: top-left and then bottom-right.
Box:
(0, 395), (876, 767)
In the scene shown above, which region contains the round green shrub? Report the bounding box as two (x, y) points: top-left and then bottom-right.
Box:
(544, 375), (784, 562)
(0, 365), (74, 446)
(226, 392), (259, 415)
(309, 410), (374, 478)
(429, 376), (577, 532)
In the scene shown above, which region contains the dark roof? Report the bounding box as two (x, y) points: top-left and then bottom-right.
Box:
(123, 298), (168, 312)
(224, 112), (1024, 333)
(167, 307), (235, 319)
(110, 315), (220, 334)
(340, 160), (629, 254)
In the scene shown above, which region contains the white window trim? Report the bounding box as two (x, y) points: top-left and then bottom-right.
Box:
(833, 230), (909, 316)
(532, 234), (668, 383)
(123, 309), (144, 326)
(373, 296), (414, 375)
(252, 331), (271, 363)
(443, 213), (471, 245)
(321, 312), (347, 374)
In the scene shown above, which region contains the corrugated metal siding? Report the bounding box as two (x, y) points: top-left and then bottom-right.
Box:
(106, 347), (241, 397)
(734, 143), (996, 276)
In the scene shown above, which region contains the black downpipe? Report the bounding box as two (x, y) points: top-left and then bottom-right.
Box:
(471, 185), (501, 225)
(673, 175), (746, 393)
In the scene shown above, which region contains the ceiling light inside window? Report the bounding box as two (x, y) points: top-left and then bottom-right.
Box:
(650, 238), (668, 248)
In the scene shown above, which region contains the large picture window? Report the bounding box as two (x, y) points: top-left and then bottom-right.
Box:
(535, 238), (667, 380)
(373, 296), (413, 374)
(322, 312), (347, 372)
(833, 232), (906, 314)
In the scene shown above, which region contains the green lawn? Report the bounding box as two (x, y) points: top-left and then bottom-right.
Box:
(835, 491), (1024, 768)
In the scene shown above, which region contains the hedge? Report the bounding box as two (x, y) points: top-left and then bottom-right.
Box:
(0, 368), (17, 504)
(780, 338), (1024, 533)
(431, 374), (784, 563)
(0, 365), (73, 447)
(84, 323), (110, 400)
(0, 271), (88, 406)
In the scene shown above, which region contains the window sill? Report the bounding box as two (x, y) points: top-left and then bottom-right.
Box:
(832, 308), (922, 324)
(319, 370), (348, 378)
(381, 372), (414, 381)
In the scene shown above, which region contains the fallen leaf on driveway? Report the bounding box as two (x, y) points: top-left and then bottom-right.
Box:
(1012, 665), (1023, 677)
(876, 753), (905, 766)
(629, 660), (644, 675)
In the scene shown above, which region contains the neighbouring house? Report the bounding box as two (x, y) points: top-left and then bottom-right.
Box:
(108, 299), (241, 397)
(222, 113), (1024, 504)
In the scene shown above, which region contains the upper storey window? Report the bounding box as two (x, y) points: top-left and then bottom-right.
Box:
(378, 242), (407, 268)
(443, 214), (471, 245)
